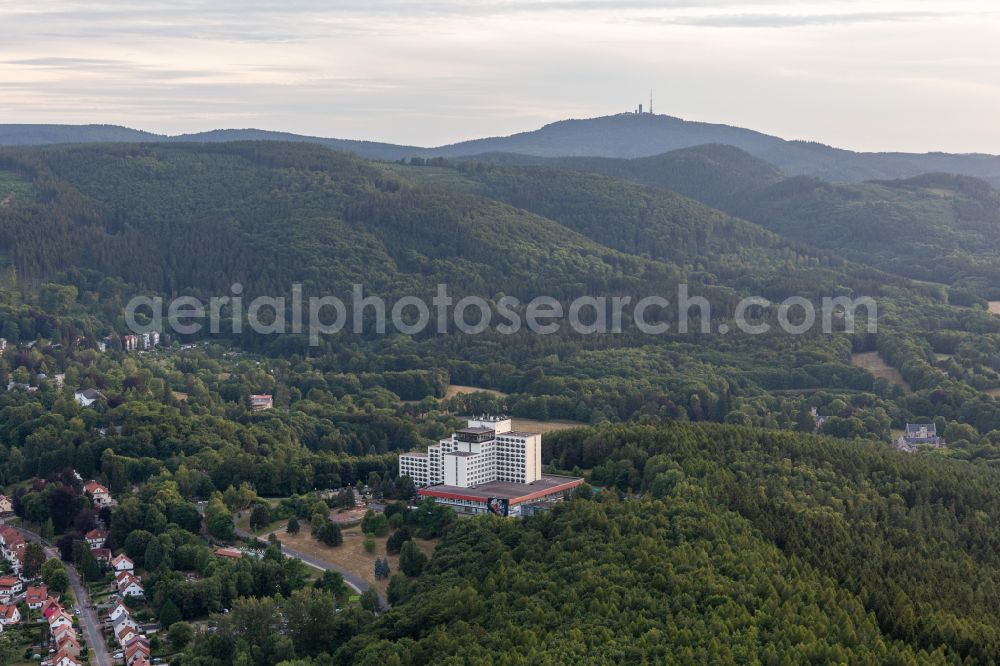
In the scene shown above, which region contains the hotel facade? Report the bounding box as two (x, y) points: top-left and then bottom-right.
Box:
(399, 416), (583, 516)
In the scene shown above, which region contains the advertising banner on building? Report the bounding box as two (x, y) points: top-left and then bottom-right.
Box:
(486, 497), (510, 516)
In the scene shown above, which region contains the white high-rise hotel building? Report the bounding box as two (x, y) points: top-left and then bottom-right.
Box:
(399, 416), (542, 489)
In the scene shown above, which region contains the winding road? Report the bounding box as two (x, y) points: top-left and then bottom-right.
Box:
(9, 523), (112, 666)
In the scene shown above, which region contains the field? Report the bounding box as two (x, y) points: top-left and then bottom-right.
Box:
(276, 525), (437, 596)
(445, 384), (508, 399)
(511, 417), (586, 433)
(851, 352), (912, 393)
(990, 301), (1000, 316)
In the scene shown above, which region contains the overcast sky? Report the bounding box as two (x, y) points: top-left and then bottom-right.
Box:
(2, 0), (998, 153)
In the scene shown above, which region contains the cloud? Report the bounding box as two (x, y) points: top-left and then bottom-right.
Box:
(5, 57), (124, 67)
(665, 10), (951, 28)
(2, 0), (1000, 151)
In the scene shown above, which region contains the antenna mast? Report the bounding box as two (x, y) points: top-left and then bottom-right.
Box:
(649, 90), (653, 115)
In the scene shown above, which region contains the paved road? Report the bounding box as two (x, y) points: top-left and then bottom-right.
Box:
(233, 515), (388, 608)
(12, 523), (112, 666)
(65, 558), (112, 666)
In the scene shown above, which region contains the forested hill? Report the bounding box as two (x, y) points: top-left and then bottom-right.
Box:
(396, 159), (898, 301)
(0, 140), (875, 303)
(732, 173), (1000, 299)
(332, 422), (1000, 663)
(170, 129), (420, 162)
(0, 141), (669, 299)
(458, 144), (787, 211)
(458, 148), (1000, 300)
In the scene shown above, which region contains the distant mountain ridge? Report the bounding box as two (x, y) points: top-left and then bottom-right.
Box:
(0, 124), (164, 145)
(3, 115), (1000, 184)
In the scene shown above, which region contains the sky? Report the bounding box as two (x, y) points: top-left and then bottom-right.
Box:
(2, 0), (999, 153)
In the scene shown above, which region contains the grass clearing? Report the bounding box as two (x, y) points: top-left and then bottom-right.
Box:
(445, 384), (508, 399)
(510, 417), (586, 433)
(276, 525), (436, 596)
(851, 352), (912, 394)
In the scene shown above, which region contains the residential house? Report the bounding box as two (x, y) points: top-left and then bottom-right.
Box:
(51, 623), (76, 646)
(53, 650), (83, 666)
(92, 548), (112, 565)
(9, 548), (23, 574)
(117, 573), (144, 598)
(116, 624), (138, 645)
(108, 600), (131, 623)
(214, 547), (243, 560)
(0, 603), (20, 626)
(48, 610), (74, 631)
(0, 576), (22, 601)
(84, 528), (108, 549)
(124, 635), (151, 665)
(112, 612), (138, 634)
(250, 394), (274, 411)
(41, 597), (62, 621)
(110, 553), (134, 572)
(84, 480), (113, 508)
(0, 525), (25, 558)
(0, 526), (25, 575)
(74, 388), (104, 407)
(0, 494), (12, 514)
(56, 633), (81, 657)
(26, 585), (47, 610)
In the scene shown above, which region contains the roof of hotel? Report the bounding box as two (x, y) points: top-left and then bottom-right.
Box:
(399, 451), (428, 458)
(497, 431), (538, 437)
(456, 426), (494, 434)
(418, 474), (584, 505)
(445, 450), (480, 457)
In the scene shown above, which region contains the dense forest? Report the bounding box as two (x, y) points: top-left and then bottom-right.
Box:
(3, 136), (1000, 662)
(4, 141), (1000, 451)
(168, 422), (1000, 664)
(458, 149), (1000, 300)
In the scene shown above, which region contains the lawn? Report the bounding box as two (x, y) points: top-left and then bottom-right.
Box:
(274, 525), (436, 596)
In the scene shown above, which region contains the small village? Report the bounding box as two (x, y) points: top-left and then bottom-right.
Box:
(0, 479), (157, 666)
